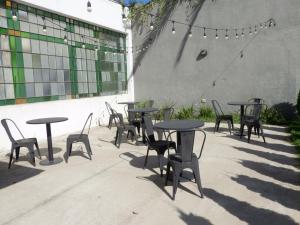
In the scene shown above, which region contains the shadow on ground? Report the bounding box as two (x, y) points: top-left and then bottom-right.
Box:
(204, 188), (299, 225)
(239, 160), (300, 186)
(231, 175), (300, 211)
(233, 147), (299, 167)
(0, 161), (44, 189)
(177, 209), (213, 225)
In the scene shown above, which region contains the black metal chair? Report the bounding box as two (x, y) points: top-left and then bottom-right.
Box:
(127, 110), (141, 136)
(114, 112), (138, 148)
(211, 100), (234, 134)
(165, 129), (206, 200)
(105, 102), (122, 129)
(65, 113), (93, 162)
(1, 119), (41, 169)
(241, 104), (266, 143)
(143, 115), (176, 176)
(154, 107), (175, 140)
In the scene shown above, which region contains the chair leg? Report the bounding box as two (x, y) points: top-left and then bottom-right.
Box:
(83, 137), (92, 160)
(214, 120), (218, 133)
(28, 144), (36, 166)
(240, 124), (245, 139)
(231, 118), (234, 129)
(66, 139), (72, 162)
(165, 162), (170, 185)
(114, 130), (119, 146)
(143, 146), (150, 169)
(193, 159), (204, 198)
(216, 120), (221, 132)
(108, 115), (114, 129)
(15, 147), (20, 161)
(35, 142), (42, 159)
(118, 130), (123, 148)
(227, 120), (232, 134)
(247, 125), (252, 143)
(8, 146), (15, 169)
(157, 154), (164, 177)
(172, 167), (181, 200)
(261, 127), (266, 143)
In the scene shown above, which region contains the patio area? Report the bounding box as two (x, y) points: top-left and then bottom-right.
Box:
(1, 123), (299, 225)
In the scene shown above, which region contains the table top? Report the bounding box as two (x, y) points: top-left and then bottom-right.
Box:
(27, 117), (68, 124)
(118, 101), (139, 105)
(154, 120), (204, 131)
(228, 101), (261, 106)
(128, 107), (159, 113)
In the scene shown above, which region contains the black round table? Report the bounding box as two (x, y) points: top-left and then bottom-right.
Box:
(228, 101), (260, 135)
(128, 108), (159, 143)
(27, 117), (68, 162)
(154, 120), (204, 152)
(118, 101), (140, 123)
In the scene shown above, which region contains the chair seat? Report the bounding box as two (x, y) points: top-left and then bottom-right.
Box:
(169, 153), (197, 163)
(218, 115), (233, 120)
(67, 133), (88, 142)
(150, 140), (176, 152)
(16, 138), (37, 145)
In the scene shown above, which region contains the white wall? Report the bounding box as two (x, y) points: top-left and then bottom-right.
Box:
(17, 0), (126, 33)
(0, 0), (134, 153)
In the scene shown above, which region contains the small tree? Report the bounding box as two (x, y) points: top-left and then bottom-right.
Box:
(297, 90), (300, 117)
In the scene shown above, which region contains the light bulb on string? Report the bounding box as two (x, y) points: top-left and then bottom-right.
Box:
(235, 29), (239, 39)
(241, 28), (245, 38)
(264, 22), (268, 28)
(254, 25), (257, 34)
(260, 23), (263, 29)
(149, 15), (154, 30)
(63, 35), (68, 43)
(172, 21), (176, 34)
(225, 29), (229, 40)
(122, 13), (126, 22)
(240, 50), (244, 58)
(215, 29), (219, 40)
(12, 10), (17, 21)
(249, 27), (252, 35)
(81, 36), (85, 48)
(203, 27), (207, 39)
(87, 1), (92, 12)
(188, 26), (193, 38)
(42, 17), (47, 32)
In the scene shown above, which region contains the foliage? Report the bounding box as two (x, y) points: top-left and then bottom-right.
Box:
(288, 119), (300, 161)
(297, 90), (300, 117)
(174, 105), (196, 120)
(261, 107), (287, 125)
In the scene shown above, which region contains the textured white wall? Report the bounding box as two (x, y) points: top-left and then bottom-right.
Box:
(0, 0), (134, 153)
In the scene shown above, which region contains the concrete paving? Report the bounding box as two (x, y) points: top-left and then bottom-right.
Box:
(0, 123), (299, 225)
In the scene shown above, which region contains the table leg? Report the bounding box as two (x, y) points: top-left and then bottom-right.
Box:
(239, 105), (245, 134)
(141, 113), (146, 143)
(46, 123), (54, 162)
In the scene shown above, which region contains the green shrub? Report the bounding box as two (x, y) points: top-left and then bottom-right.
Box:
(175, 105), (196, 119)
(261, 107), (286, 125)
(297, 90), (300, 117)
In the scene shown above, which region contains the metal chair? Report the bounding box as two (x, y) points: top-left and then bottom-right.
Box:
(1, 119), (41, 169)
(241, 104), (266, 143)
(105, 102), (122, 129)
(143, 116), (176, 176)
(165, 129), (206, 200)
(212, 100), (234, 134)
(114, 112), (138, 148)
(65, 113), (93, 162)
(154, 107), (175, 140)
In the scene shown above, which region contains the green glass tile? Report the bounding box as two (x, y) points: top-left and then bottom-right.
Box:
(18, 4), (27, 11)
(0, 27), (7, 35)
(20, 31), (30, 38)
(47, 36), (55, 42)
(39, 34), (47, 41)
(30, 33), (39, 40)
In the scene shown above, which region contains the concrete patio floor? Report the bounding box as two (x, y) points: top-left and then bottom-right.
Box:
(0, 123), (299, 225)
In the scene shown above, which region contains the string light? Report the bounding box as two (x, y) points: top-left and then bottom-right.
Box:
(249, 27), (252, 35)
(81, 36), (85, 48)
(203, 27), (207, 39)
(12, 10), (17, 21)
(235, 29), (239, 39)
(63, 35), (68, 43)
(225, 29), (229, 40)
(254, 25), (257, 34)
(265, 22), (268, 28)
(149, 15), (154, 30)
(87, 1), (92, 12)
(42, 17), (47, 33)
(188, 26), (193, 38)
(215, 29), (219, 40)
(172, 21), (176, 34)
(260, 23), (263, 29)
(241, 28), (245, 38)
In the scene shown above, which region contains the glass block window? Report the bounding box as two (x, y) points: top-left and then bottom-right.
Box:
(0, 0), (127, 105)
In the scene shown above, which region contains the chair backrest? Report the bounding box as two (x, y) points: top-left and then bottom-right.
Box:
(248, 98), (264, 104)
(105, 102), (114, 115)
(145, 100), (154, 108)
(162, 107), (174, 121)
(211, 100), (224, 117)
(80, 113), (93, 136)
(143, 115), (156, 143)
(115, 112), (126, 129)
(1, 119), (25, 143)
(245, 104), (263, 120)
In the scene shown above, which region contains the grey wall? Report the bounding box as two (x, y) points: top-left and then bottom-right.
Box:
(132, 0), (300, 112)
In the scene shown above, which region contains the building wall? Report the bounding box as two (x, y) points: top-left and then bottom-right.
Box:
(0, 0), (134, 153)
(133, 0), (300, 112)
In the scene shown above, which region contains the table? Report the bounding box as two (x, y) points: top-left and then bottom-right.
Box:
(154, 120), (204, 152)
(27, 117), (68, 162)
(128, 107), (159, 143)
(228, 101), (260, 135)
